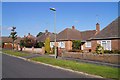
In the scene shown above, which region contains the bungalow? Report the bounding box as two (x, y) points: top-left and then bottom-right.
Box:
(2, 36), (22, 49)
(81, 23), (100, 52)
(91, 17), (120, 52)
(52, 26), (82, 51)
(51, 24), (100, 52)
(36, 30), (55, 43)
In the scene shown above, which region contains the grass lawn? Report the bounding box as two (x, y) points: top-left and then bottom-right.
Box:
(2, 49), (30, 57)
(31, 57), (120, 79)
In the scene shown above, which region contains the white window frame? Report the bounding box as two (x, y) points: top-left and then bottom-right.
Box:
(100, 40), (111, 50)
(85, 41), (91, 48)
(58, 41), (65, 48)
(50, 42), (54, 48)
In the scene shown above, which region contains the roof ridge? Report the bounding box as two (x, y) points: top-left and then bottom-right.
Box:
(81, 30), (96, 32)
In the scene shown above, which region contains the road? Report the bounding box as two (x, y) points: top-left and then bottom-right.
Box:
(2, 54), (94, 78)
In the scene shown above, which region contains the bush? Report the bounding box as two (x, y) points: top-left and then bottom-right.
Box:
(72, 40), (81, 50)
(104, 50), (113, 54)
(113, 50), (120, 54)
(34, 42), (44, 48)
(45, 37), (50, 53)
(104, 50), (120, 54)
(96, 44), (104, 54)
(68, 49), (83, 52)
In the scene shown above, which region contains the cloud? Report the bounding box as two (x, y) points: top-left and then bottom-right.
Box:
(74, 20), (80, 23)
(7, 27), (12, 30)
(2, 26), (12, 30)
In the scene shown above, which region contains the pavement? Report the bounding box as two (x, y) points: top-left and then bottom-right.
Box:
(2, 54), (96, 78)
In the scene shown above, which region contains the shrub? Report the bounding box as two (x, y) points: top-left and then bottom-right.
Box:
(72, 40), (81, 50)
(96, 44), (104, 54)
(45, 37), (50, 53)
(68, 49), (83, 52)
(104, 50), (113, 54)
(34, 42), (44, 48)
(104, 50), (120, 54)
(113, 50), (120, 54)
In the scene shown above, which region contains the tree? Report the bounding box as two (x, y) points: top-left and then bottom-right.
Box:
(23, 37), (36, 48)
(72, 40), (81, 50)
(9, 27), (17, 49)
(36, 32), (43, 37)
(45, 37), (50, 53)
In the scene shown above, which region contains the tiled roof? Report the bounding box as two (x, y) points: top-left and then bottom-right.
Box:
(92, 17), (120, 40)
(56, 28), (82, 41)
(2, 36), (22, 43)
(81, 30), (96, 41)
(36, 32), (55, 42)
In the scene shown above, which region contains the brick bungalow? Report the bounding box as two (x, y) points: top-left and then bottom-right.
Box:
(36, 30), (54, 43)
(81, 23), (100, 52)
(53, 24), (100, 51)
(2, 36), (22, 49)
(91, 17), (120, 52)
(53, 26), (82, 51)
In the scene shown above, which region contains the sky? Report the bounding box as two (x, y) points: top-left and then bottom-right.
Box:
(2, 2), (118, 37)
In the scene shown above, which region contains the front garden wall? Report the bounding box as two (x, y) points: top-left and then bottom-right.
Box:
(62, 52), (120, 64)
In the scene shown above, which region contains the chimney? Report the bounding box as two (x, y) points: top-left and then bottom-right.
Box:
(72, 26), (75, 29)
(24, 35), (26, 37)
(45, 30), (48, 33)
(28, 33), (30, 35)
(96, 23), (100, 34)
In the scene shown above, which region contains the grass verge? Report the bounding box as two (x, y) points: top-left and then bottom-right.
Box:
(2, 49), (30, 57)
(31, 57), (120, 79)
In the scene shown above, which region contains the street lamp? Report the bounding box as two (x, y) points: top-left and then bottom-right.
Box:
(50, 7), (57, 59)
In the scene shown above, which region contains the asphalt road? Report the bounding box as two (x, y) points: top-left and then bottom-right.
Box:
(2, 54), (94, 78)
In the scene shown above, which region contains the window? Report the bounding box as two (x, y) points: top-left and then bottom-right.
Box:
(50, 42), (54, 48)
(85, 41), (91, 47)
(101, 40), (111, 50)
(58, 42), (65, 48)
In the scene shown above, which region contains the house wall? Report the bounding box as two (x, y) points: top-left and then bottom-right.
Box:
(111, 39), (120, 50)
(91, 40), (98, 52)
(65, 41), (72, 51)
(81, 42), (92, 52)
(91, 39), (120, 52)
(3, 43), (12, 49)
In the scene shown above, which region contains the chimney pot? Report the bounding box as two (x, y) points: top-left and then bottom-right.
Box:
(45, 30), (48, 33)
(28, 33), (30, 35)
(72, 26), (75, 29)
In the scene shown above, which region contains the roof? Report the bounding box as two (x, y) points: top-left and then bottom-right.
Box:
(26, 33), (36, 40)
(37, 32), (55, 42)
(92, 17), (120, 40)
(81, 30), (96, 41)
(2, 36), (22, 43)
(57, 28), (82, 41)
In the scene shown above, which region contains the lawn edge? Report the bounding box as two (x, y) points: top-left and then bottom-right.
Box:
(3, 53), (104, 78)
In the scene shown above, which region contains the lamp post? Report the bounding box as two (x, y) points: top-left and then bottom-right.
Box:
(50, 7), (57, 59)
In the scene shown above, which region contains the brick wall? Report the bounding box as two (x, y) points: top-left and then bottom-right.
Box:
(111, 39), (120, 50)
(91, 40), (97, 52)
(3, 43), (12, 49)
(63, 52), (120, 64)
(65, 41), (72, 51)
(82, 43), (91, 52)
